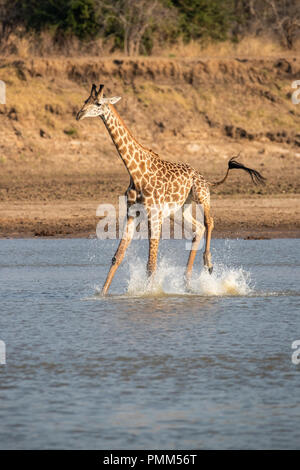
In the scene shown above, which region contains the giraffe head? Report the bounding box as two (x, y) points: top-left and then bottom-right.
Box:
(76, 84), (121, 121)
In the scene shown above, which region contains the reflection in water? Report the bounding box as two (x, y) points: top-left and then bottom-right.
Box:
(106, 296), (218, 319)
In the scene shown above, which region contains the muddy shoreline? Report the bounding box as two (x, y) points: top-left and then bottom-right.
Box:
(1, 195), (299, 239)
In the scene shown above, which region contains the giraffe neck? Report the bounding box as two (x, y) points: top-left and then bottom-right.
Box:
(101, 104), (151, 180)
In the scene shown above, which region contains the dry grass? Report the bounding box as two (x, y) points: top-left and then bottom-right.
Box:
(0, 31), (116, 58)
(154, 36), (298, 58)
(2, 31), (299, 59)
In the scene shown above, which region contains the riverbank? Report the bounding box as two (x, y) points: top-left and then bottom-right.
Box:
(1, 56), (299, 239)
(1, 195), (299, 239)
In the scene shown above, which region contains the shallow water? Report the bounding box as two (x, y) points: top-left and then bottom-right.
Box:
(0, 238), (300, 449)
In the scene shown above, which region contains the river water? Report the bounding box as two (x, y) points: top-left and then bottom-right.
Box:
(0, 238), (299, 449)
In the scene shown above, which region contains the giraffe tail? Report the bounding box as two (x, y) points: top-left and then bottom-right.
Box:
(210, 155), (266, 187)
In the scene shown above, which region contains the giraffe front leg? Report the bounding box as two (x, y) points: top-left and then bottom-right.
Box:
(146, 216), (162, 287)
(101, 215), (135, 295)
(147, 238), (160, 278)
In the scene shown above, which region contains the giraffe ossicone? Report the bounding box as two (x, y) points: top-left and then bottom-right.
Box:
(76, 83), (265, 295)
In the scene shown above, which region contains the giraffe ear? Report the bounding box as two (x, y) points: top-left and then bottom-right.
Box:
(98, 96), (122, 105)
(108, 96), (122, 104)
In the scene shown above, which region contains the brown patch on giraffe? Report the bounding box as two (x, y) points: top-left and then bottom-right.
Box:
(110, 128), (118, 139)
(172, 193), (181, 202)
(128, 144), (134, 155)
(133, 170), (142, 180)
(140, 160), (146, 173)
(172, 180), (180, 193)
(130, 161), (137, 171)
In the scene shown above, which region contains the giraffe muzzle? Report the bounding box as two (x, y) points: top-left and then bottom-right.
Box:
(76, 110), (84, 121)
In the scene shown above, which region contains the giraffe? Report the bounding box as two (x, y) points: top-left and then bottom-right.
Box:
(76, 84), (265, 295)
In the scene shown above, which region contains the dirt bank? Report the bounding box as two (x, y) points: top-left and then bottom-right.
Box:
(1, 195), (299, 239)
(0, 56), (299, 238)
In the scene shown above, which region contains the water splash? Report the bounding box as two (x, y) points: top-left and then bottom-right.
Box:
(126, 257), (252, 297)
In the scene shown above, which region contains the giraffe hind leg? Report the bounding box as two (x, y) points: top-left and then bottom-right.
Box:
(192, 181), (214, 275)
(183, 203), (205, 287)
(202, 203), (214, 274)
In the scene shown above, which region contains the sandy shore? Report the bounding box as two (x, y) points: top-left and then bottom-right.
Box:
(1, 195), (299, 239)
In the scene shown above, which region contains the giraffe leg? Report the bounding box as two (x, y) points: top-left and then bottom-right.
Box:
(190, 180), (214, 275)
(147, 238), (160, 278)
(183, 204), (205, 286)
(203, 204), (214, 274)
(146, 216), (162, 281)
(101, 215), (135, 295)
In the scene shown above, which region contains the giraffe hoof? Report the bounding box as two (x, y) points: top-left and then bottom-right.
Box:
(208, 266), (213, 275)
